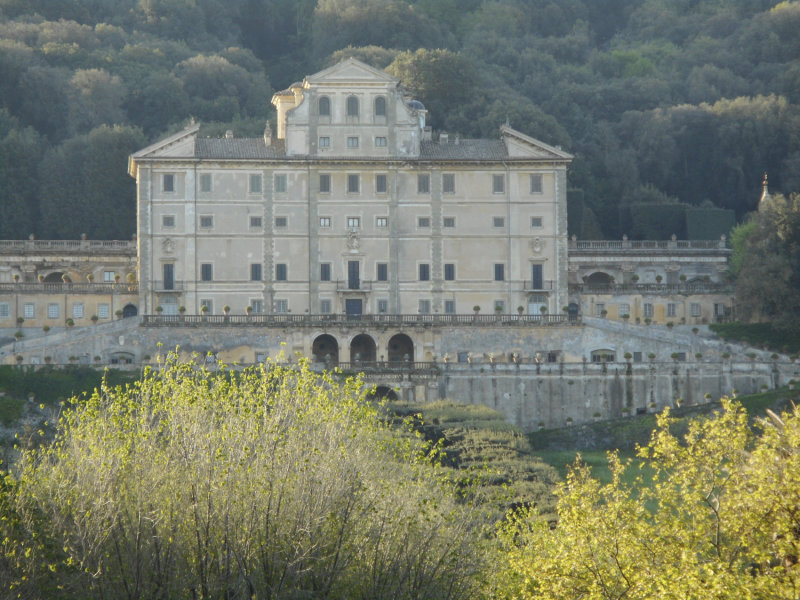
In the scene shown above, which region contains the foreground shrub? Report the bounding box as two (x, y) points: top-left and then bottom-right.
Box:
(1, 356), (486, 599)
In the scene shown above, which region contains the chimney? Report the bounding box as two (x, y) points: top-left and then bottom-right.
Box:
(454, 135), (460, 145)
(440, 131), (449, 144)
(263, 121), (272, 147)
(225, 130), (233, 139)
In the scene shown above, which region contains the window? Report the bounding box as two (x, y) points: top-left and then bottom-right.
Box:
(201, 263), (213, 282)
(444, 263), (455, 281)
(530, 216), (543, 228)
(419, 264), (430, 281)
(492, 174), (505, 194)
(276, 264), (287, 281)
(347, 174), (359, 193)
(200, 215), (213, 228)
(374, 96), (386, 117)
(250, 216), (262, 228)
(667, 303), (676, 317)
(250, 300), (263, 314)
(319, 174), (330, 193)
(691, 303), (701, 317)
(320, 299), (332, 314)
(250, 263), (262, 281)
(377, 299), (388, 314)
(318, 96), (330, 116)
(320, 263), (331, 281)
(346, 95), (359, 117)
(199, 173), (212, 193)
(595, 303), (606, 317)
(591, 349), (615, 363)
(493, 216), (505, 228)
(162, 215), (175, 228)
(103, 271), (115, 282)
(162, 174), (174, 192)
(249, 174), (262, 193)
(48, 303), (59, 319)
(714, 303), (726, 317)
(72, 303), (84, 319)
(531, 264), (543, 289)
(494, 300), (505, 313)
(633, 351), (643, 363)
(376, 216), (388, 228)
(443, 217), (455, 228)
(417, 217), (430, 228)
(530, 174), (543, 194)
(319, 216), (331, 228)
(274, 174), (287, 193)
(376, 174), (387, 193)
(275, 216), (287, 228)
(376, 263), (388, 281)
(444, 300), (456, 314)
(98, 303), (110, 319)
(200, 299), (213, 314)
(443, 173), (455, 194)
(417, 173), (430, 193)
(319, 136), (330, 148)
(419, 299), (431, 314)
(643, 303), (654, 318)
(619, 303), (630, 317)
(494, 264), (505, 281)
(347, 216), (360, 229)
(275, 299), (288, 313)
(375, 136), (387, 147)
(24, 303), (34, 319)
(347, 136), (359, 148)
(0, 303), (9, 318)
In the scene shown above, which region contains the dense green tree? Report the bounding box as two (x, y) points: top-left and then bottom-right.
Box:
(0, 124), (44, 239)
(39, 125), (145, 239)
(1, 357), (487, 598)
(733, 193), (800, 331)
(494, 399), (800, 599)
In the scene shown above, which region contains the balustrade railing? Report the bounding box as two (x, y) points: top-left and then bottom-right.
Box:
(0, 239), (136, 254)
(569, 239), (729, 252)
(142, 313), (580, 327)
(569, 282), (733, 294)
(0, 282), (138, 294)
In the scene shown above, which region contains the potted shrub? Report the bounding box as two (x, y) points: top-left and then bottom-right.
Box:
(679, 274), (687, 283)
(126, 272), (136, 284)
(223, 305), (231, 315)
(722, 352), (730, 360)
(13, 274), (19, 283)
(540, 306), (548, 315)
(473, 305), (480, 315)
(93, 355), (101, 363)
(692, 327), (699, 335)
(16, 316), (24, 326)
(114, 274), (121, 283)
(86, 273), (94, 282)
(655, 274), (663, 283)
(44, 356), (51, 364)
(565, 417), (573, 426)
(537, 421), (545, 431)
(671, 352), (680, 361)
(593, 411), (602, 422)
(178, 305), (186, 315)
(61, 274), (71, 283)
(14, 330), (23, 340)
(666, 321), (674, 329)
(621, 313), (630, 320)
(42, 325), (50, 334)
(695, 353), (703, 360)
(38, 274), (45, 283)
(600, 309), (608, 318)
(621, 406), (630, 416)
(518, 305), (525, 315)
(15, 354), (23, 364)
(65, 318), (74, 328)
(631, 274), (639, 283)
(704, 392), (712, 401)
(624, 352), (632, 361)
(648, 353), (656, 361)
(90, 314), (99, 323)
(644, 317), (651, 325)
(245, 305), (253, 315)
(155, 305), (163, 314)
(115, 309), (123, 319)
(648, 401), (657, 411)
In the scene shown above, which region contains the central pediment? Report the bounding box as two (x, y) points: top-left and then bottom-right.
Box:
(305, 58), (398, 86)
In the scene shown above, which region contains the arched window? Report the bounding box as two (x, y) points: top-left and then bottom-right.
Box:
(318, 96), (330, 116)
(374, 96), (386, 117)
(346, 95), (359, 117)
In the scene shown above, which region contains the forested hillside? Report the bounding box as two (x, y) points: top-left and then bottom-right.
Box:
(1, 0), (799, 239)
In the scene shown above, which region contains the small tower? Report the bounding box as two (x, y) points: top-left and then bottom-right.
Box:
(759, 172), (772, 209)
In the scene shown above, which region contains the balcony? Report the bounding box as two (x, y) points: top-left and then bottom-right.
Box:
(522, 279), (554, 292)
(152, 280), (185, 292)
(335, 279), (373, 292)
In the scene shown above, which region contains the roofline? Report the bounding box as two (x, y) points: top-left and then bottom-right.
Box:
(500, 125), (574, 160)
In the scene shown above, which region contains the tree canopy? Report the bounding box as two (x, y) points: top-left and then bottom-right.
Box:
(0, 0), (799, 239)
(494, 399), (800, 599)
(0, 356), (486, 598)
